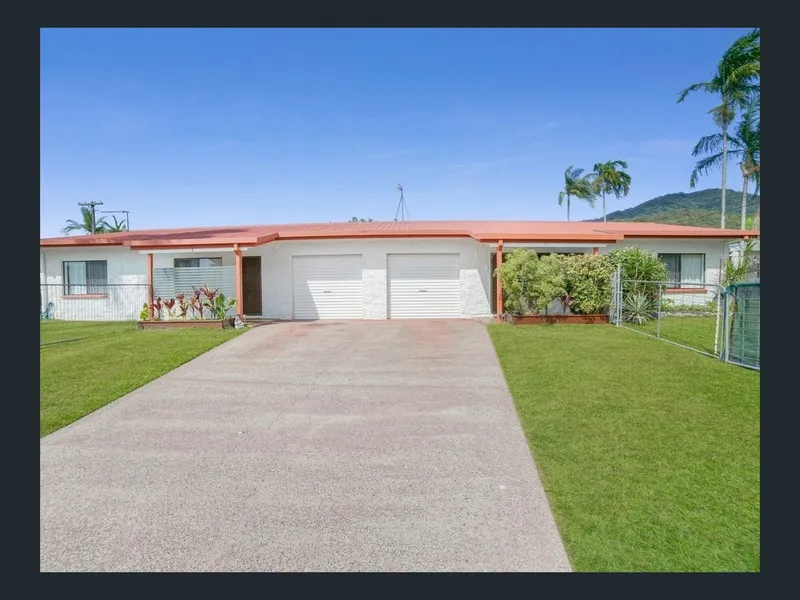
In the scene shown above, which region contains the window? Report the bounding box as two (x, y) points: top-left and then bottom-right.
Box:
(174, 257), (223, 268)
(658, 253), (705, 287)
(63, 261), (108, 294)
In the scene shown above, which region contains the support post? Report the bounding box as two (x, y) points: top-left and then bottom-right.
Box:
(234, 244), (244, 320)
(496, 240), (504, 318)
(147, 252), (154, 320)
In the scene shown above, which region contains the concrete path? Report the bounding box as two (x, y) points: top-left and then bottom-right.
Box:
(40, 320), (571, 572)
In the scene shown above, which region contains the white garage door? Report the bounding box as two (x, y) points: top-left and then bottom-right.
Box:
(292, 255), (364, 319)
(387, 253), (461, 319)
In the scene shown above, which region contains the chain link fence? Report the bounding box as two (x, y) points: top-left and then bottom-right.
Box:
(40, 284), (151, 346)
(610, 266), (760, 370)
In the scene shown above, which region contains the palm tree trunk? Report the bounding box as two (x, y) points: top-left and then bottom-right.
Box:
(602, 191), (606, 222)
(740, 172), (749, 231)
(567, 195), (571, 221)
(721, 127), (728, 229)
(751, 179), (760, 230)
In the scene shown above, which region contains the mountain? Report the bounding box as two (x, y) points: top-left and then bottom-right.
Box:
(589, 188), (760, 228)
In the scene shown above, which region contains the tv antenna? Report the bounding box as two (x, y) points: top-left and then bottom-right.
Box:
(394, 184), (409, 221)
(78, 201), (104, 234)
(100, 209), (131, 231)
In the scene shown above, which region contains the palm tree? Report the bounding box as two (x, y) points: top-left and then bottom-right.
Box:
(105, 216), (128, 232)
(61, 206), (110, 235)
(723, 28), (760, 97)
(689, 93), (759, 230)
(591, 160), (632, 222)
(557, 166), (596, 221)
(678, 28), (760, 229)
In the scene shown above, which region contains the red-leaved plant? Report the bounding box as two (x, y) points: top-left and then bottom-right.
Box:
(151, 297), (164, 321)
(175, 293), (191, 319)
(192, 288), (205, 319)
(162, 298), (176, 320)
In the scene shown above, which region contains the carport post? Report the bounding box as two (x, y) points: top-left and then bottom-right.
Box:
(496, 240), (504, 318)
(147, 252), (154, 319)
(234, 244), (244, 321)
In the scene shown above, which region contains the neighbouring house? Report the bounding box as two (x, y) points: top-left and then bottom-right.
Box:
(39, 220), (758, 321)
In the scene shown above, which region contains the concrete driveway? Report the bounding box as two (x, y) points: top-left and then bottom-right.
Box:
(40, 320), (571, 572)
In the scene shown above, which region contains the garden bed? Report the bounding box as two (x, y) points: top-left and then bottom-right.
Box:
(138, 317), (235, 330)
(503, 313), (609, 325)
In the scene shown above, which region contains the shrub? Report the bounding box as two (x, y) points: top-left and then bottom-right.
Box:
(562, 254), (614, 315)
(495, 249), (566, 315)
(607, 246), (667, 299)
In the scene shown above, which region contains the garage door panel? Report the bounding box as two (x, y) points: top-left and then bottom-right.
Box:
(388, 253), (461, 319)
(292, 255), (363, 320)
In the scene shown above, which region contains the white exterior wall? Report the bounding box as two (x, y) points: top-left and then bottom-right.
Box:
(249, 237), (493, 319)
(40, 246), (150, 321)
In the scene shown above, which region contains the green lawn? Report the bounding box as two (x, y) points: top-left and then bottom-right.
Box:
(41, 324), (245, 437)
(626, 315), (719, 355)
(488, 324), (760, 572)
(40, 320), (137, 346)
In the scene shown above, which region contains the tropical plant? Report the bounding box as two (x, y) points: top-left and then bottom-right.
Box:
(678, 28), (760, 229)
(145, 297), (164, 321)
(105, 216), (128, 232)
(721, 238), (759, 287)
(622, 292), (655, 325)
(139, 303), (150, 321)
(209, 293), (238, 320)
(557, 166), (596, 221)
(607, 247), (668, 300)
(192, 287), (205, 319)
(561, 254), (615, 315)
(495, 249), (566, 315)
(592, 160), (632, 222)
(690, 93), (759, 231)
(61, 206), (110, 236)
(736, 94), (760, 231)
(175, 293), (191, 319)
(162, 298), (176, 320)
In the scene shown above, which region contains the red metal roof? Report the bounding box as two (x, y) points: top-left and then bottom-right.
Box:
(40, 220), (758, 249)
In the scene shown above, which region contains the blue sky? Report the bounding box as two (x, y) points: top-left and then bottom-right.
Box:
(40, 28), (750, 236)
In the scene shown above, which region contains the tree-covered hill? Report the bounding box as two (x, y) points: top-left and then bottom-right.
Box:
(588, 188), (760, 228)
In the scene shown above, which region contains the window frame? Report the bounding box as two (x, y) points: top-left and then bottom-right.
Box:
(62, 260), (108, 295)
(658, 253), (706, 289)
(173, 257), (223, 268)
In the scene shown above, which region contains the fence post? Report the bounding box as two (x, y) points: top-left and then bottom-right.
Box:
(656, 283), (663, 338)
(723, 290), (733, 363)
(147, 253), (154, 320)
(612, 264), (621, 326)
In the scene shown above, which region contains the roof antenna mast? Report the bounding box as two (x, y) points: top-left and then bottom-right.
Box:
(394, 184), (409, 222)
(78, 201), (104, 234)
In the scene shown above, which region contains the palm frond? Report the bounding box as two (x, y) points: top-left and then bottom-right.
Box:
(677, 81), (717, 103)
(691, 133), (724, 157)
(689, 153), (725, 188)
(557, 191), (566, 206)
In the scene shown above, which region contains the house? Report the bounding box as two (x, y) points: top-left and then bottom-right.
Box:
(39, 220), (758, 321)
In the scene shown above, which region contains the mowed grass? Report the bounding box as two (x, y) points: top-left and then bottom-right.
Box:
(41, 324), (245, 437)
(629, 315), (720, 355)
(40, 320), (137, 346)
(488, 324), (760, 572)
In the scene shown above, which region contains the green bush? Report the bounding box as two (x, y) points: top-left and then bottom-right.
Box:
(562, 254), (614, 315)
(495, 249), (566, 315)
(607, 246), (667, 299)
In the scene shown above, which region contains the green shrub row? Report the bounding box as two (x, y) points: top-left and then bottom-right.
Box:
(495, 247), (668, 316)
